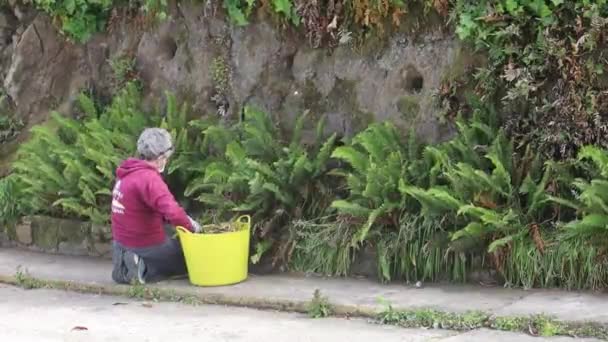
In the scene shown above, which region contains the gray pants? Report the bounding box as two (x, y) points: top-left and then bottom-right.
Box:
(111, 226), (187, 284)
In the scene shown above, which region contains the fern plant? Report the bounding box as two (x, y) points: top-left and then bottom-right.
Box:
(183, 107), (270, 218)
(11, 83), (149, 223)
(549, 146), (608, 245)
(401, 109), (559, 286)
(10, 82), (193, 224)
(157, 91), (208, 212)
(492, 147), (608, 290)
(408, 135), (552, 251)
(185, 106), (337, 265)
(0, 175), (25, 228)
(327, 121), (462, 282)
(329, 121), (427, 245)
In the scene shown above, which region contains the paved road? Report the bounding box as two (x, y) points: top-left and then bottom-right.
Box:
(0, 284), (598, 342)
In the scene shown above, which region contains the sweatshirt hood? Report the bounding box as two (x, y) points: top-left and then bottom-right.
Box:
(116, 158), (158, 179)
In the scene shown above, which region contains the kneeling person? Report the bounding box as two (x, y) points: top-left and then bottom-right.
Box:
(110, 127), (201, 284)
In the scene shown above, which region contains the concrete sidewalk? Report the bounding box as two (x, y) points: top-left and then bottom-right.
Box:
(1, 247), (607, 325)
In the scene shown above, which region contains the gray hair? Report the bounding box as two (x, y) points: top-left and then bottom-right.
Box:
(137, 128), (174, 161)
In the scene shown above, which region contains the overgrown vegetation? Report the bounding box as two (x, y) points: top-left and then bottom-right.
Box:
(0, 114), (23, 144)
(6, 0), (608, 292)
(0, 175), (23, 227)
(222, 0), (449, 47)
(6, 85), (608, 289)
(378, 300), (608, 339)
(32, 0), (113, 42)
(31, 0), (448, 45)
(210, 56), (230, 95)
(0, 93), (24, 144)
(307, 289), (332, 318)
(109, 54), (138, 90)
(31, 0), (167, 42)
(453, 0), (608, 160)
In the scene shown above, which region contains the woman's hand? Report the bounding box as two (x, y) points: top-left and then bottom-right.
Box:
(188, 216), (202, 233)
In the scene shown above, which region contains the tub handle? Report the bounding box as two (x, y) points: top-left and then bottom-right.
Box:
(237, 215), (251, 225)
(176, 226), (191, 234)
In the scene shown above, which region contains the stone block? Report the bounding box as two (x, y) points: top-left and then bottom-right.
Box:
(350, 244), (378, 279)
(30, 216), (60, 251)
(0, 230), (12, 247)
(57, 240), (89, 256)
(57, 218), (90, 244)
(91, 223), (112, 242)
(30, 215), (90, 252)
(15, 222), (32, 245)
(13, 215), (112, 257)
(93, 242), (112, 258)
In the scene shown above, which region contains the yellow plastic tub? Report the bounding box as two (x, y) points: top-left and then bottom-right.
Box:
(176, 215), (251, 287)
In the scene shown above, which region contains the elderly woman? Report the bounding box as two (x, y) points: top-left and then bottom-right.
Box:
(111, 128), (201, 284)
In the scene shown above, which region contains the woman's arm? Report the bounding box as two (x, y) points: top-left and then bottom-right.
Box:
(142, 173), (195, 231)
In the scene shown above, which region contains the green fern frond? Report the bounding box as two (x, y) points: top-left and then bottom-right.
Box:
(487, 231), (524, 253)
(352, 122), (401, 161)
(578, 146), (608, 178)
(331, 200), (371, 217)
(331, 146), (369, 174)
(77, 92), (98, 119)
(401, 184), (462, 215)
(289, 153), (313, 185)
(451, 222), (485, 241)
(563, 214), (608, 237)
(314, 115), (327, 148)
(203, 125), (236, 153)
(246, 159), (282, 185)
(50, 111), (82, 141)
(290, 111), (308, 149)
(547, 195), (581, 211)
(313, 134), (337, 174)
(262, 182), (294, 206)
(355, 204), (392, 244)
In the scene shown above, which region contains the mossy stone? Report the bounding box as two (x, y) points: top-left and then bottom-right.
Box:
(397, 95), (421, 121)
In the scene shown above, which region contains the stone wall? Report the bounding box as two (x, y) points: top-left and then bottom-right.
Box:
(1, 216), (112, 259)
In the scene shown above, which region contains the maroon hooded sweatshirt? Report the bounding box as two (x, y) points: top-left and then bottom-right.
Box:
(111, 158), (194, 248)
